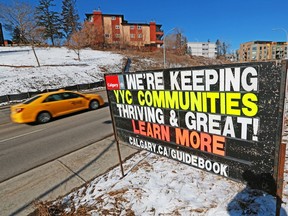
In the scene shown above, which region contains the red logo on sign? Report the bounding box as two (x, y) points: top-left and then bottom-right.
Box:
(105, 75), (120, 90)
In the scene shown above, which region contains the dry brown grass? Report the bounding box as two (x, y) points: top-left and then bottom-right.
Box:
(115, 49), (232, 71)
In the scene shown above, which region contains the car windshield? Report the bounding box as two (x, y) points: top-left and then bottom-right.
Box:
(23, 95), (41, 104)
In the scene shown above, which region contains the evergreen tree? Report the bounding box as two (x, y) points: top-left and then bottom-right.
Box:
(61, 0), (80, 39)
(12, 27), (28, 44)
(35, 0), (62, 46)
(0, 0), (35, 44)
(0, 1), (41, 66)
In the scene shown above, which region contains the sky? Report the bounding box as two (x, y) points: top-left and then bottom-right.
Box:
(1, 0), (288, 52)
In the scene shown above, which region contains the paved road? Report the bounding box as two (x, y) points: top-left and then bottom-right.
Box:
(0, 136), (139, 216)
(0, 90), (139, 216)
(0, 90), (114, 183)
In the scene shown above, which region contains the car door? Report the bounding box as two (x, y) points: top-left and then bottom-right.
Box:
(42, 93), (68, 117)
(60, 92), (87, 113)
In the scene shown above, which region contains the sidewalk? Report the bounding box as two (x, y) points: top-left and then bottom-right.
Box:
(0, 136), (138, 216)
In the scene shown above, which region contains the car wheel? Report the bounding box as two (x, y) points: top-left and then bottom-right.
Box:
(37, 111), (51, 124)
(89, 100), (100, 110)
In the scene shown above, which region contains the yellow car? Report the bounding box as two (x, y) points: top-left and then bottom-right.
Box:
(10, 89), (105, 124)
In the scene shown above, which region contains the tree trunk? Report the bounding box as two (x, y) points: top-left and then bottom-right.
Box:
(51, 36), (55, 46)
(77, 49), (80, 61)
(31, 44), (41, 67)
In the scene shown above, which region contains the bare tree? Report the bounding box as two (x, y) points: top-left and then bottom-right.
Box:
(0, 0), (42, 66)
(216, 39), (222, 56)
(222, 42), (230, 56)
(174, 28), (187, 55)
(216, 39), (230, 57)
(67, 30), (84, 60)
(28, 26), (46, 66)
(83, 22), (100, 48)
(165, 28), (187, 55)
(67, 21), (99, 60)
(0, 0), (33, 42)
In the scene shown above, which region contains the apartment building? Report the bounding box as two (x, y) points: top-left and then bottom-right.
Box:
(0, 23), (4, 46)
(238, 41), (288, 62)
(187, 42), (217, 58)
(85, 10), (163, 49)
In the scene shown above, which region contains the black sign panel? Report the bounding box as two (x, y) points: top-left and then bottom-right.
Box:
(105, 61), (287, 194)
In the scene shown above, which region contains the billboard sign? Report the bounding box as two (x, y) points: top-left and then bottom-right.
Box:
(105, 61), (287, 194)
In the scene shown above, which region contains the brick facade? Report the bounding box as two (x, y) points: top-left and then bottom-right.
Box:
(85, 11), (163, 49)
(239, 41), (288, 62)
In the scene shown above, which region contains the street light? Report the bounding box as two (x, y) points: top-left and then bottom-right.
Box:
(163, 28), (175, 68)
(272, 28), (288, 59)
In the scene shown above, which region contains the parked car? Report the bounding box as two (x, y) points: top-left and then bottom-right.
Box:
(10, 89), (104, 124)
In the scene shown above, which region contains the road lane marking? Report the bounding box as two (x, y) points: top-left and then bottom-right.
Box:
(0, 129), (45, 143)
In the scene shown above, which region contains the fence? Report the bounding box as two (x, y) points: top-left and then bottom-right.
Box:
(0, 80), (105, 104)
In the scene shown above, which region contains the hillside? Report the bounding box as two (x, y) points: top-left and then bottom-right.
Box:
(0, 46), (124, 96)
(0, 46), (231, 97)
(117, 49), (231, 71)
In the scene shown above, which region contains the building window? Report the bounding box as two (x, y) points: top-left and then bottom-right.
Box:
(87, 16), (93, 22)
(115, 25), (120, 29)
(130, 34), (135, 38)
(105, 34), (110, 38)
(130, 26), (134, 30)
(115, 34), (120, 38)
(138, 34), (142, 38)
(112, 16), (116, 20)
(137, 26), (142, 30)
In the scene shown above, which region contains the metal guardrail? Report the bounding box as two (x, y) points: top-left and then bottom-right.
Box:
(0, 80), (105, 104)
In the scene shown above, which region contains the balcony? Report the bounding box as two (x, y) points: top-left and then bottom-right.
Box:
(156, 30), (164, 36)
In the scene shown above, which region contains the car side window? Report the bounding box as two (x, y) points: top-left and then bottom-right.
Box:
(23, 95), (41, 104)
(43, 94), (63, 102)
(62, 92), (82, 100)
